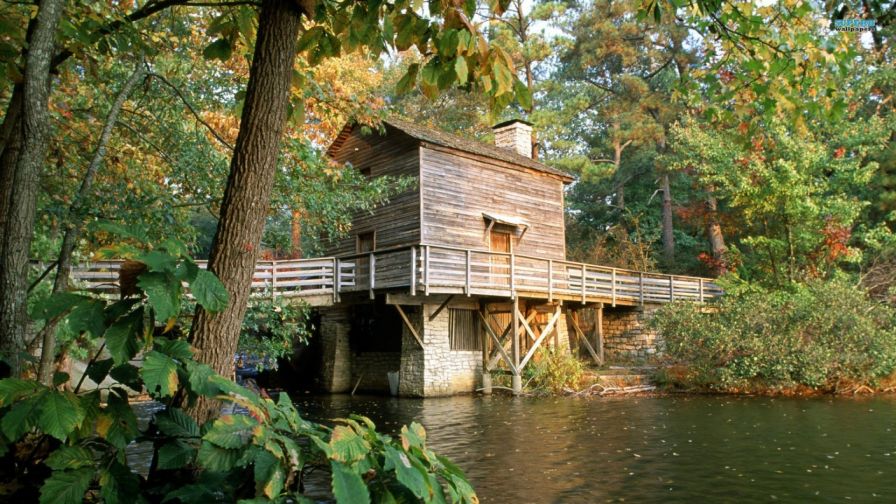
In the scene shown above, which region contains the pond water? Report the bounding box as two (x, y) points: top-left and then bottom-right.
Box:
(295, 394), (896, 503)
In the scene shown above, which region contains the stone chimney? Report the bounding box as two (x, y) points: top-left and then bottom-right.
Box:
(492, 119), (533, 158)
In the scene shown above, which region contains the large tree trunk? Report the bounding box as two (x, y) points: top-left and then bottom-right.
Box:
(290, 209), (303, 259)
(0, 0), (64, 377)
(660, 172), (675, 264)
(37, 63), (145, 384)
(705, 189), (727, 276)
(187, 0), (301, 423)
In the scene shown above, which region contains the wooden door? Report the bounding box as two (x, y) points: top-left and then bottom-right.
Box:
(356, 231), (375, 287)
(489, 230), (511, 287)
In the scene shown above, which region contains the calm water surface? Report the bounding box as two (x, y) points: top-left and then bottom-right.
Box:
(295, 394), (896, 503)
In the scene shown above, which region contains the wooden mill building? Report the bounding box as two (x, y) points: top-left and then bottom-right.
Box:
(315, 117), (720, 396)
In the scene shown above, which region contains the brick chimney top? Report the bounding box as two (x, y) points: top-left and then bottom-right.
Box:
(492, 119), (533, 158)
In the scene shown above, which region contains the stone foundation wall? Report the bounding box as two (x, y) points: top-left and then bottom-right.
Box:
(602, 305), (661, 360)
(351, 352), (400, 393)
(319, 306), (352, 392)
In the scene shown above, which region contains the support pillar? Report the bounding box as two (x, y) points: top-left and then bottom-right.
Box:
(511, 374), (522, 395)
(481, 372), (492, 395)
(511, 297), (522, 395)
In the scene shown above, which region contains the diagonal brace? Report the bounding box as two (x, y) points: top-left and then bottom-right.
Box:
(394, 305), (424, 349)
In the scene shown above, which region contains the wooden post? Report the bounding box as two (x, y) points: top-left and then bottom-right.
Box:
(511, 297), (521, 395)
(369, 252), (376, 300)
(638, 272), (644, 305)
(509, 252), (516, 295)
(332, 257), (339, 303)
(611, 268), (616, 307)
(465, 249), (471, 296)
(410, 246), (417, 296)
(581, 264), (586, 304)
(699, 278), (704, 303)
(270, 261), (277, 299)
(424, 245), (430, 296)
(548, 259), (553, 302)
(595, 303), (604, 365)
(668, 275), (674, 302)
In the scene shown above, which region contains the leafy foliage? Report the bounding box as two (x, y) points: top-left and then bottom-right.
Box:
(1, 246), (476, 503)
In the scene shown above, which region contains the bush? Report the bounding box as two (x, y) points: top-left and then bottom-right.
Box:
(0, 244), (476, 503)
(522, 348), (588, 394)
(653, 278), (896, 393)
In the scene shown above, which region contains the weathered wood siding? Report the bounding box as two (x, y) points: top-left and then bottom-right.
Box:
(324, 126), (421, 256)
(419, 145), (566, 260)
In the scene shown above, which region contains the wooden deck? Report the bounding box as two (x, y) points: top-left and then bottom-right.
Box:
(64, 244), (722, 307)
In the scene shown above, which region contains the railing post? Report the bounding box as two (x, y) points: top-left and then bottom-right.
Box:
(369, 252), (376, 300)
(611, 268), (616, 307)
(465, 249), (471, 296)
(548, 259), (553, 302)
(333, 257), (339, 303)
(699, 278), (704, 303)
(638, 272), (644, 305)
(424, 245), (430, 296)
(510, 252), (516, 296)
(410, 246), (417, 296)
(581, 264), (586, 304)
(669, 275), (674, 302)
(270, 261), (277, 299)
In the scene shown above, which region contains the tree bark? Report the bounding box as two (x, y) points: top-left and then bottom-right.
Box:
(661, 172), (675, 264)
(187, 0), (301, 423)
(290, 209), (303, 259)
(705, 189), (727, 276)
(37, 63), (145, 384)
(0, 0), (64, 377)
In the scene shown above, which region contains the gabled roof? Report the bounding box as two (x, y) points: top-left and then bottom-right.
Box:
(327, 117), (575, 183)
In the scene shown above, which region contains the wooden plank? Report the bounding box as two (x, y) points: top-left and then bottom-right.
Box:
(394, 305), (424, 349)
(570, 310), (601, 365)
(519, 304), (561, 371)
(477, 310), (516, 374)
(429, 295), (454, 321)
(410, 246), (416, 296)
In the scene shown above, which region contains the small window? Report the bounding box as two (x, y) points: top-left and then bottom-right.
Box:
(359, 166), (372, 177)
(357, 231), (375, 253)
(449, 309), (481, 351)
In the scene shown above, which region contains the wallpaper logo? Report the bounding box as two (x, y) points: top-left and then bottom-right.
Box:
(833, 19), (876, 32)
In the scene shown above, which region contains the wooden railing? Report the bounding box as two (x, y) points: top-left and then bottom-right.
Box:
(59, 244), (722, 306)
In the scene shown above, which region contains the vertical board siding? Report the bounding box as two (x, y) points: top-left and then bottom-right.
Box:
(419, 146), (566, 260)
(324, 126), (421, 256)
(449, 308), (482, 351)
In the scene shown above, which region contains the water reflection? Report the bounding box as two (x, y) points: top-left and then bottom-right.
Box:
(296, 394), (896, 503)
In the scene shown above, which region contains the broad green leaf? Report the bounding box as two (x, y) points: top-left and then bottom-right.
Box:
(154, 337), (193, 360)
(203, 38), (233, 61)
(109, 364), (142, 391)
(190, 269), (229, 313)
(104, 308), (143, 365)
(65, 298), (107, 338)
(329, 425), (370, 464)
(400, 422), (426, 450)
(157, 439), (196, 470)
(40, 468), (94, 504)
(0, 378), (42, 405)
(203, 414), (256, 449)
(29, 293), (90, 321)
(85, 358), (114, 385)
(396, 63), (420, 95)
(39, 391), (85, 441)
(138, 272), (180, 322)
(196, 441), (240, 472)
(254, 450), (285, 498)
(454, 57), (468, 85)
(185, 361), (216, 396)
(138, 251), (178, 273)
(45, 446), (94, 471)
(297, 26), (325, 53)
(142, 351), (179, 397)
(384, 446), (429, 500)
(98, 460), (141, 504)
(97, 390), (138, 448)
(175, 258), (199, 283)
(513, 76), (532, 111)
(52, 372), (70, 387)
(1, 395), (41, 439)
(330, 461), (370, 504)
(156, 407), (200, 438)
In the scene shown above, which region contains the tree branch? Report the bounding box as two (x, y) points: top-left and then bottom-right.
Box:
(146, 71), (235, 151)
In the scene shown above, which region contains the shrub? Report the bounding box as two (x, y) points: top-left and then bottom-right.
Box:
(0, 244), (476, 503)
(653, 278), (896, 393)
(522, 348), (588, 394)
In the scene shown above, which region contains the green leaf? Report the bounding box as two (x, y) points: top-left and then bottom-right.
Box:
(40, 468), (94, 504)
(139, 251), (178, 273)
(29, 293), (91, 321)
(109, 364), (142, 391)
(98, 460), (141, 504)
(156, 408), (200, 438)
(154, 337), (193, 360)
(0, 378), (42, 405)
(39, 391), (85, 441)
(400, 422), (426, 450)
(190, 269), (229, 313)
(203, 414), (256, 449)
(157, 439), (196, 470)
(138, 272), (181, 322)
(254, 450), (285, 498)
(142, 351), (179, 397)
(196, 442), (240, 472)
(396, 63), (420, 95)
(454, 57), (468, 85)
(65, 299), (107, 338)
(97, 390), (138, 448)
(203, 38), (233, 61)
(1, 395), (42, 439)
(85, 358), (114, 385)
(513, 76), (532, 111)
(384, 446), (429, 500)
(329, 425), (370, 464)
(185, 361), (216, 396)
(52, 372), (70, 387)
(104, 308), (143, 365)
(45, 446), (94, 471)
(297, 26), (325, 53)
(330, 461), (370, 504)
(175, 259), (199, 283)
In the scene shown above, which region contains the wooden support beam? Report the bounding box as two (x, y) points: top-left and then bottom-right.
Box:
(410, 246), (417, 296)
(548, 259), (553, 302)
(571, 310), (601, 365)
(611, 269), (616, 307)
(429, 295), (454, 321)
(424, 245), (430, 296)
(478, 310), (516, 374)
(595, 304), (604, 364)
(512, 297), (521, 372)
(369, 252), (376, 300)
(465, 249), (471, 296)
(516, 305), (539, 342)
(332, 257), (339, 304)
(519, 304), (561, 371)
(394, 305), (424, 349)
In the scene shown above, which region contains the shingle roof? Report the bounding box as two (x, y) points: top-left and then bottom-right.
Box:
(328, 117), (575, 183)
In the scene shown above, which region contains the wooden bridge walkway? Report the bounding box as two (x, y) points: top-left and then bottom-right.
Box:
(68, 244), (723, 307)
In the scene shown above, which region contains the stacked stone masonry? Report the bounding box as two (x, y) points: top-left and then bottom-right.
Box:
(601, 305), (661, 360)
